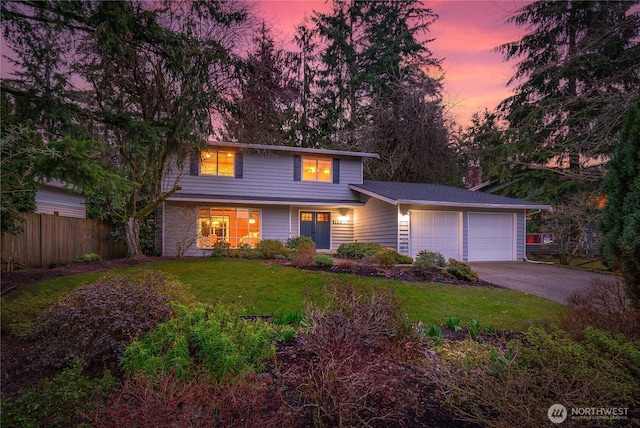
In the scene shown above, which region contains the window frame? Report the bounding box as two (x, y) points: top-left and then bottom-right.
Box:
(200, 150), (235, 177)
(301, 156), (332, 182)
(197, 207), (262, 249)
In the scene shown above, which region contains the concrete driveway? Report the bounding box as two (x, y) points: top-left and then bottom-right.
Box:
(469, 261), (617, 304)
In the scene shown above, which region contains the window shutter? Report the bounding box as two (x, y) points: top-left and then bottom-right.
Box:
(189, 152), (199, 175)
(235, 153), (243, 178)
(333, 158), (340, 184)
(293, 155), (301, 181)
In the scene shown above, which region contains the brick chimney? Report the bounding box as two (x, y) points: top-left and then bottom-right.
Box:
(465, 160), (483, 190)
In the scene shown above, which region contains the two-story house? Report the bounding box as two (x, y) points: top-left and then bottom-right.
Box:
(160, 142), (549, 261)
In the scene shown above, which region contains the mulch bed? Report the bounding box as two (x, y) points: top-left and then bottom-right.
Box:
(1, 256), (163, 295)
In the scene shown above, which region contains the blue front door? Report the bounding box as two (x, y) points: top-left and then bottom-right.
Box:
(300, 211), (330, 250)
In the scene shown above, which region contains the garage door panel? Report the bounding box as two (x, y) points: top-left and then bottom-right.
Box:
(468, 213), (514, 261)
(410, 211), (460, 260)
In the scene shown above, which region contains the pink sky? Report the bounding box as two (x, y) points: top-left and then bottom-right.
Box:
(0, 1), (529, 127)
(256, 0), (530, 125)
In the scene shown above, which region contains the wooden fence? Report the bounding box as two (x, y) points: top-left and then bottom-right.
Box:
(1, 213), (128, 271)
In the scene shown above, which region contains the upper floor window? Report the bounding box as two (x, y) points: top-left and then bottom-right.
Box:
(303, 157), (332, 182)
(201, 150), (235, 176)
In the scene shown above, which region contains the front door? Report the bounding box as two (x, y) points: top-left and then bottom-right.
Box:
(300, 211), (330, 250)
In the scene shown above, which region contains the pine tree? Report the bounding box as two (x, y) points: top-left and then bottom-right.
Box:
(297, 0), (441, 151)
(496, 1), (640, 183)
(224, 23), (299, 145)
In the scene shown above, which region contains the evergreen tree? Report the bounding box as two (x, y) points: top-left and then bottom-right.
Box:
(600, 99), (640, 306)
(297, 0), (441, 152)
(496, 1), (640, 183)
(224, 23), (299, 145)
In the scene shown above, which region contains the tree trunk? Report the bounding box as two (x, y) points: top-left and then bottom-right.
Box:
(125, 217), (141, 257)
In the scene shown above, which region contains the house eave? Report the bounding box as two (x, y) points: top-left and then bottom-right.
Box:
(396, 200), (552, 210)
(208, 141), (379, 159)
(167, 194), (364, 207)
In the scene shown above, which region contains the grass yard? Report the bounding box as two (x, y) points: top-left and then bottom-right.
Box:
(2, 258), (564, 331)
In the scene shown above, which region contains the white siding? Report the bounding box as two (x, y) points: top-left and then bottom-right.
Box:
(35, 186), (86, 218)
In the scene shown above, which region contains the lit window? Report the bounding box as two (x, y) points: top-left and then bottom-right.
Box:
(197, 207), (261, 248)
(302, 157), (331, 182)
(201, 150), (235, 176)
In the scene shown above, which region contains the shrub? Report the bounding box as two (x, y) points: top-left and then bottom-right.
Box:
(301, 279), (413, 359)
(257, 239), (290, 259)
(30, 271), (192, 368)
(336, 242), (383, 259)
(88, 371), (293, 428)
(73, 252), (103, 263)
(444, 258), (478, 282)
(372, 248), (397, 269)
(373, 247), (413, 266)
(286, 235), (315, 249)
(120, 304), (277, 381)
(414, 250), (446, 270)
(229, 243), (262, 259)
(297, 280), (423, 426)
(313, 254), (334, 267)
(559, 277), (640, 340)
(304, 351), (423, 427)
(291, 239), (316, 267)
(335, 258), (358, 272)
(0, 360), (116, 428)
(430, 325), (640, 428)
(210, 240), (231, 258)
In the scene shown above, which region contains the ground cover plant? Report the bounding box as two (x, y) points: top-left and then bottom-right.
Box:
(429, 325), (640, 428)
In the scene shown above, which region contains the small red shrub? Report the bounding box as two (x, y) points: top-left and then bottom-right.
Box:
(30, 271), (190, 368)
(87, 372), (293, 428)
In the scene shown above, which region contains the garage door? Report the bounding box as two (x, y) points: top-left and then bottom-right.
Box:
(410, 211), (460, 260)
(468, 213), (515, 261)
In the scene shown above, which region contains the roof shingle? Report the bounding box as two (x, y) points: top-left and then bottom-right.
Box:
(350, 181), (549, 209)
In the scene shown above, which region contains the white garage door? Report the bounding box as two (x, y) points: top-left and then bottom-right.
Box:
(410, 211), (460, 260)
(468, 213), (515, 261)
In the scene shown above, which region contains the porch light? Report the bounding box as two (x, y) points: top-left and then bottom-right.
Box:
(338, 214), (348, 222)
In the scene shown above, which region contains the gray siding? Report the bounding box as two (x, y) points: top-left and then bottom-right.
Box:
(164, 151), (363, 202)
(354, 197), (398, 248)
(35, 186), (86, 218)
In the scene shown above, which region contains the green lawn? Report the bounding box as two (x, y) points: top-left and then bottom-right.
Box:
(2, 258), (564, 331)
